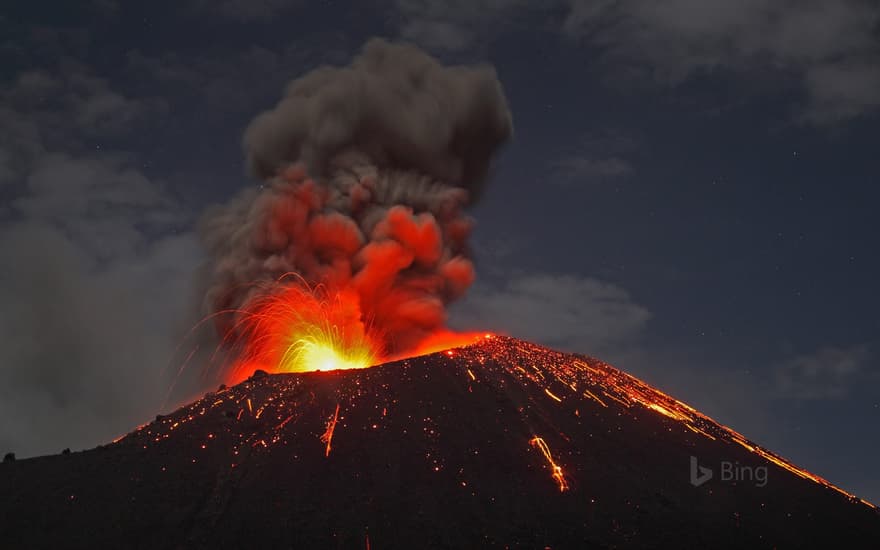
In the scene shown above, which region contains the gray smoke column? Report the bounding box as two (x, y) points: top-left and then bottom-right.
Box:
(201, 38), (512, 357)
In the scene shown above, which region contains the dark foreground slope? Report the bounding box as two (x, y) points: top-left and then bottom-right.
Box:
(1, 336), (878, 549)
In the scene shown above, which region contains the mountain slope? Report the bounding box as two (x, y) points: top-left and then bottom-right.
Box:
(1, 336), (877, 548)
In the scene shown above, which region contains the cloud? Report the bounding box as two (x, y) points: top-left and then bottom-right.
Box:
(400, 19), (475, 52)
(0, 63), (200, 458)
(803, 61), (880, 124)
(0, 155), (201, 457)
(0, 25), (91, 66)
(450, 273), (651, 353)
(0, 223), (200, 457)
(774, 345), (871, 399)
(391, 0), (537, 53)
(14, 152), (181, 259)
(90, 0), (119, 15)
(551, 156), (632, 184)
(550, 132), (636, 185)
(392, 0), (880, 122)
(563, 0), (880, 123)
(0, 66), (164, 188)
(124, 41), (348, 115)
(187, 0), (303, 21)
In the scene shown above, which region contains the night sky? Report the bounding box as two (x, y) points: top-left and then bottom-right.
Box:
(1, 1), (878, 503)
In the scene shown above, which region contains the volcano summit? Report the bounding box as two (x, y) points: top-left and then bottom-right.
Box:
(1, 336), (877, 548)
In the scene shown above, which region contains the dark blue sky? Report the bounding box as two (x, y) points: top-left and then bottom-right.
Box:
(1, 1), (878, 502)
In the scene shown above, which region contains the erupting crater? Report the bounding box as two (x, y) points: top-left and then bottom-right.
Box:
(223, 279), (490, 383)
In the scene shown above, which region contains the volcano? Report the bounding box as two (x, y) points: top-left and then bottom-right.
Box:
(1, 336), (878, 548)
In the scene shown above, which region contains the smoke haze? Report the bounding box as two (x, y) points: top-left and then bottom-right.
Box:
(202, 38), (512, 358)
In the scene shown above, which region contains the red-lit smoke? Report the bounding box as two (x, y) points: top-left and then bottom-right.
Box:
(199, 39), (511, 372)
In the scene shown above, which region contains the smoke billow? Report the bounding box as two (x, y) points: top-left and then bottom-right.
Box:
(201, 38), (511, 357)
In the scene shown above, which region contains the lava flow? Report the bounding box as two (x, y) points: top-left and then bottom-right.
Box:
(131, 336), (880, 514)
(3, 335), (879, 548)
(12, 40), (873, 547)
(220, 331), (875, 511)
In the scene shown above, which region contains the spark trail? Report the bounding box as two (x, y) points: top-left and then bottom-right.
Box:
(322, 403), (341, 457)
(71, 335), (878, 548)
(196, 38), (512, 380)
(530, 436), (569, 492)
(130, 336), (876, 512)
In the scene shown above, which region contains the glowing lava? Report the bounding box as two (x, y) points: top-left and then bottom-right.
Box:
(13, 335), (880, 549)
(388, 331), (493, 362)
(225, 279), (493, 383)
(228, 282), (379, 382)
(321, 404), (341, 457)
(530, 436), (569, 492)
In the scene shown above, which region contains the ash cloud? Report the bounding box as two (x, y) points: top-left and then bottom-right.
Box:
(202, 38), (511, 357)
(242, 37), (512, 197)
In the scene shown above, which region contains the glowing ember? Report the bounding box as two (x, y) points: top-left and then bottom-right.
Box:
(530, 436), (569, 492)
(13, 337), (880, 548)
(544, 388), (563, 402)
(391, 331), (492, 361)
(222, 279), (494, 382)
(124, 332), (875, 541)
(291, 338), (372, 373)
(228, 282), (379, 381)
(321, 404), (341, 457)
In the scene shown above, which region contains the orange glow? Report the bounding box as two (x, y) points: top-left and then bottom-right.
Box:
(228, 283), (380, 382)
(530, 436), (569, 492)
(224, 277), (497, 383)
(544, 388), (563, 402)
(469, 337), (873, 508)
(321, 404), (340, 457)
(393, 330), (492, 361)
(129, 334), (875, 512)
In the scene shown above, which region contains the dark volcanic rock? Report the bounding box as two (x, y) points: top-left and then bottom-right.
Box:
(0, 337), (878, 549)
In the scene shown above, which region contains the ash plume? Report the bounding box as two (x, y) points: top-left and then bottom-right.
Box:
(201, 38), (512, 357)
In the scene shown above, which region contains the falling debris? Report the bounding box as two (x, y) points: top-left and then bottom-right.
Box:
(530, 436), (569, 492)
(321, 404), (341, 457)
(544, 388), (563, 403)
(2, 336), (877, 548)
(197, 38), (512, 381)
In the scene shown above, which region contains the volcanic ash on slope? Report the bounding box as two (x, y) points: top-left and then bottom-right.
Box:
(1, 336), (878, 548)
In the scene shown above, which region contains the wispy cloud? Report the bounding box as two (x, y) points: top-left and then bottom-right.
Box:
(187, 0), (304, 21)
(774, 345), (871, 399)
(392, 0), (880, 123)
(564, 0), (880, 123)
(549, 131), (635, 185)
(0, 60), (200, 459)
(451, 272), (651, 354)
